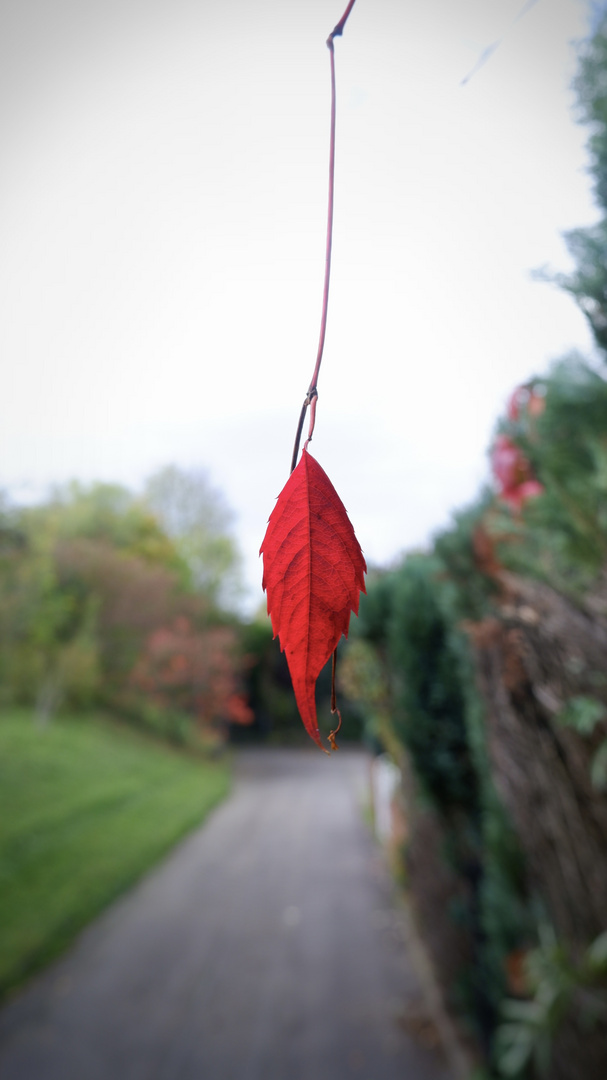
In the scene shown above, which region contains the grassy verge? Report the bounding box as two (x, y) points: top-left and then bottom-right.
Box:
(0, 709), (230, 1001)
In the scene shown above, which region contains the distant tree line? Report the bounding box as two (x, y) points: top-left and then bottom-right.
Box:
(0, 466), (253, 747)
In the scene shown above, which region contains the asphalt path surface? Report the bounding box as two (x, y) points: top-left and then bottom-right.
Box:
(0, 747), (453, 1080)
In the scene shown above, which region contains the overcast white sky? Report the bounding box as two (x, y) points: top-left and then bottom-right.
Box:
(0, 0), (599, 611)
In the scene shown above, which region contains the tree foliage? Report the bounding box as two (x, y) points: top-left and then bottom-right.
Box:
(544, 10), (607, 356)
(0, 476), (251, 745)
(144, 465), (242, 608)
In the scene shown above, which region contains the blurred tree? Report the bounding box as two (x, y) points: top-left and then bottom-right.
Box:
(144, 466), (242, 608)
(129, 616), (252, 743)
(488, 356), (607, 596)
(0, 482), (189, 723)
(53, 537), (182, 691)
(0, 504), (97, 724)
(0, 477), (250, 741)
(541, 10), (607, 355)
(37, 481), (187, 578)
(238, 613), (304, 743)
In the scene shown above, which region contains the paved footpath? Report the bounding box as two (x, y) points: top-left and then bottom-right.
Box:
(0, 748), (453, 1080)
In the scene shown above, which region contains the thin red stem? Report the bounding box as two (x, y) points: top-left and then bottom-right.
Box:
(328, 647), (343, 751)
(290, 0), (358, 470)
(307, 37), (336, 403)
(330, 0), (358, 39)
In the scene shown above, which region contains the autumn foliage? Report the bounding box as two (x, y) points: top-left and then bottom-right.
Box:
(260, 448), (366, 748)
(491, 433), (544, 511)
(0, 477), (252, 745)
(490, 382), (546, 511)
(130, 617), (253, 730)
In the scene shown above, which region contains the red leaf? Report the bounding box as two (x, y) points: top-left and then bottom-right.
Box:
(491, 434), (544, 510)
(260, 448), (366, 748)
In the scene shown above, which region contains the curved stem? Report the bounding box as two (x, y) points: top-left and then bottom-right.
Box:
(328, 646), (343, 751)
(330, 0), (358, 40)
(290, 0), (357, 471)
(290, 391), (315, 474)
(307, 37), (337, 402)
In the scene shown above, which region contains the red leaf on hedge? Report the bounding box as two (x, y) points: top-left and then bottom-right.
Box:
(260, 448), (366, 748)
(491, 434), (544, 510)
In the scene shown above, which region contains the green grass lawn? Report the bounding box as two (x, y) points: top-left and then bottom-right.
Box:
(0, 709), (230, 1002)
